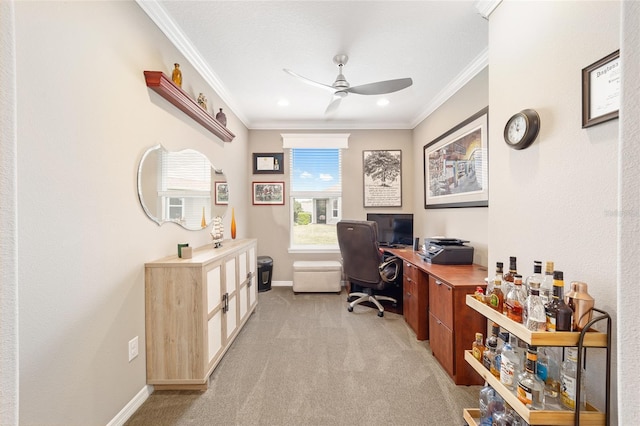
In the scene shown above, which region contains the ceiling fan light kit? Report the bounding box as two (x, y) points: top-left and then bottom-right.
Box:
(284, 54), (413, 114)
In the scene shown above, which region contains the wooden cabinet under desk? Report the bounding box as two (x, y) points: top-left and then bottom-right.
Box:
(145, 239), (257, 390)
(385, 248), (488, 385)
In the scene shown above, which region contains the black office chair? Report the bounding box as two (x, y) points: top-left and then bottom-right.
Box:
(337, 220), (401, 317)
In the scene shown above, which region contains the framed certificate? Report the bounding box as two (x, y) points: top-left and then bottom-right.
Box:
(253, 153), (284, 174)
(582, 50), (620, 128)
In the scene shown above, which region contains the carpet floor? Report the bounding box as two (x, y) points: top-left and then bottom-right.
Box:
(125, 286), (480, 425)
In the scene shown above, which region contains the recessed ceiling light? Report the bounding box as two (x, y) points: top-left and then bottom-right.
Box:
(277, 99), (289, 107)
(377, 98), (389, 107)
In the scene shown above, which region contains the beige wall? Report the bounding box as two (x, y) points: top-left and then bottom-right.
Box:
(248, 129), (412, 281)
(489, 1), (620, 420)
(14, 2), (249, 424)
(412, 68), (489, 266)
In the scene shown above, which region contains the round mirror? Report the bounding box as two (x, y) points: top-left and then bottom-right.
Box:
(137, 144), (228, 230)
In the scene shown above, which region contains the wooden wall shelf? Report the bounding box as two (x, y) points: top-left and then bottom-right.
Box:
(144, 71), (235, 142)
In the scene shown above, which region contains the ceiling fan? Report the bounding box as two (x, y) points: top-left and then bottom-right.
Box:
(284, 54), (413, 115)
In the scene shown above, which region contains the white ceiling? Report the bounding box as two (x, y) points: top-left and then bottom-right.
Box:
(140, 1), (489, 130)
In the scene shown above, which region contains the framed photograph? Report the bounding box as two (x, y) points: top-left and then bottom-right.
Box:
(424, 107), (489, 209)
(363, 150), (402, 207)
(252, 181), (285, 205)
(582, 50), (620, 128)
(214, 181), (229, 205)
(253, 152), (284, 174)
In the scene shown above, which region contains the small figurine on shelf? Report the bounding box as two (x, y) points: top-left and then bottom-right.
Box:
(172, 63), (182, 87)
(216, 108), (227, 126)
(197, 93), (207, 110)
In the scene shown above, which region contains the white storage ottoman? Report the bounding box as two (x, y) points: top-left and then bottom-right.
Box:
(292, 260), (342, 293)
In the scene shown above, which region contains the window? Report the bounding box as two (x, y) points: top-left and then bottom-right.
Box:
(282, 133), (349, 252)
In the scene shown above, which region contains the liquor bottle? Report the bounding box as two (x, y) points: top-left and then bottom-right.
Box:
(472, 332), (485, 363)
(502, 256), (518, 310)
(505, 274), (526, 323)
(488, 264), (505, 312)
(517, 346), (546, 410)
(484, 323), (501, 378)
(523, 280), (547, 332)
(479, 384), (505, 426)
(545, 271), (573, 332)
(492, 404), (517, 426)
(537, 346), (561, 406)
(540, 261), (554, 305)
(525, 260), (543, 295)
(560, 347), (586, 410)
(500, 333), (522, 391)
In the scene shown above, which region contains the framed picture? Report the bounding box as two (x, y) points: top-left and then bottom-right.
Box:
(253, 152), (284, 174)
(582, 50), (620, 128)
(214, 181), (229, 205)
(363, 150), (402, 207)
(252, 181), (285, 205)
(424, 107), (489, 209)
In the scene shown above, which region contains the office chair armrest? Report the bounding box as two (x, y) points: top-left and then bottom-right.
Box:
(379, 256), (401, 283)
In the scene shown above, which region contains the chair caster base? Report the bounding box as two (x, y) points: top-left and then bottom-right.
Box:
(347, 306), (354, 312)
(377, 311), (384, 317)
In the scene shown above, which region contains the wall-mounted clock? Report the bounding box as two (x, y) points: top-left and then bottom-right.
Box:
(503, 109), (540, 150)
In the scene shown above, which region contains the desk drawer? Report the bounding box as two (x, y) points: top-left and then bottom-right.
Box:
(428, 275), (453, 329)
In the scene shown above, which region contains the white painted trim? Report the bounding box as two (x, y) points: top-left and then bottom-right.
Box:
(410, 48), (489, 129)
(474, 0), (503, 19)
(281, 133), (350, 149)
(106, 385), (153, 426)
(135, 0), (249, 127)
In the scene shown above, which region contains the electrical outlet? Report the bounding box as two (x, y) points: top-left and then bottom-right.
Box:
(128, 336), (139, 362)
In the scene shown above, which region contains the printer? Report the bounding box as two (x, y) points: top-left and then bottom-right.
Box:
(419, 238), (474, 265)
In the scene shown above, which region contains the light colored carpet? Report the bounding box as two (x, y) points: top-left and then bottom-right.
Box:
(125, 287), (480, 425)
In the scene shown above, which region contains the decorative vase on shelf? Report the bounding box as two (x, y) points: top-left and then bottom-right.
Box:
(172, 63), (182, 87)
(231, 207), (237, 239)
(201, 206), (207, 228)
(216, 108), (227, 126)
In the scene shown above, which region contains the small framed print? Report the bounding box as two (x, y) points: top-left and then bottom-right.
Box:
(214, 181), (229, 205)
(252, 181), (285, 205)
(582, 50), (620, 128)
(253, 152), (284, 174)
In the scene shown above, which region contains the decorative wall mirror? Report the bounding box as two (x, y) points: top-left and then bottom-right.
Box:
(137, 144), (228, 230)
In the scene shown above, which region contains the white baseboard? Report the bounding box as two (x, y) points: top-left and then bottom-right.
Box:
(107, 384), (153, 426)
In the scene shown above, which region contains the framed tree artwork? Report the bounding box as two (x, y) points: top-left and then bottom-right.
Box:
(363, 150), (402, 207)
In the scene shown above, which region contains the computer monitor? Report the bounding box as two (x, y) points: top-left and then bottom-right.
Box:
(366, 213), (414, 246)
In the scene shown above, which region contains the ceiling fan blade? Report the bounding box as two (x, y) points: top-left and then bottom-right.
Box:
(325, 95), (343, 115)
(283, 69), (335, 91)
(346, 78), (413, 95)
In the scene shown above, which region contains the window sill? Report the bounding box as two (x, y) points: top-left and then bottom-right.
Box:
(288, 247), (341, 254)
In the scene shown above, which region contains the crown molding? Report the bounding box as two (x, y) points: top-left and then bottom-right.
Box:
(474, 0), (503, 19)
(410, 47), (488, 129)
(135, 0), (249, 127)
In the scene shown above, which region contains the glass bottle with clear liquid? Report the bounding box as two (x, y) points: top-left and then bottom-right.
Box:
(560, 347), (586, 410)
(537, 346), (561, 407)
(540, 261), (554, 306)
(525, 260), (543, 296)
(517, 346), (546, 410)
(523, 281), (547, 332)
(500, 333), (522, 391)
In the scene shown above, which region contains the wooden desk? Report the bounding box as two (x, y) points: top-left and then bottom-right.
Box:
(385, 247), (488, 385)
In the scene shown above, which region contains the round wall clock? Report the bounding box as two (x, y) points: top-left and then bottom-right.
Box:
(503, 109), (540, 150)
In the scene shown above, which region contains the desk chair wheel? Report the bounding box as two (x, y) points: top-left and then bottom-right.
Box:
(378, 311), (384, 317)
(347, 306), (354, 312)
